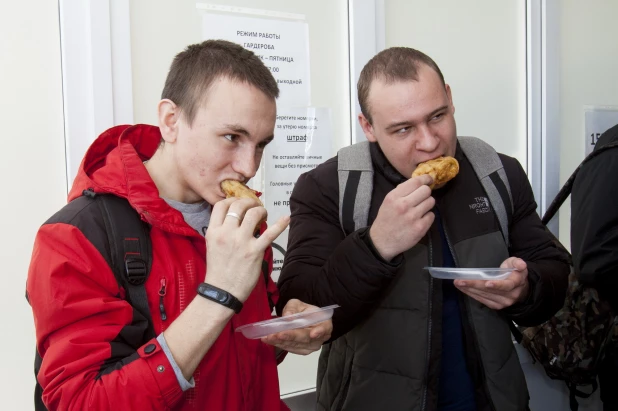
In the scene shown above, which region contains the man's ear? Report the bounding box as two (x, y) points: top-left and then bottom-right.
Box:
(445, 84), (455, 115)
(358, 113), (377, 142)
(157, 99), (181, 143)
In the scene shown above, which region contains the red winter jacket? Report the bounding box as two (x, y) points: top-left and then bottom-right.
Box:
(27, 124), (288, 410)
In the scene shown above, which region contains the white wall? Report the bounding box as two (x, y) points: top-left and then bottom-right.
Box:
(383, 0), (527, 166)
(0, 2), (67, 410)
(557, 0), (618, 248)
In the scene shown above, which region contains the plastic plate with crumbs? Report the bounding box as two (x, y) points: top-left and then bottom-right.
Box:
(424, 267), (514, 281)
(235, 305), (340, 339)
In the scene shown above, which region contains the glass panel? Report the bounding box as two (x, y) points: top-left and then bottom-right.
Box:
(128, 0), (350, 154)
(383, 0), (527, 166)
(557, 0), (618, 246)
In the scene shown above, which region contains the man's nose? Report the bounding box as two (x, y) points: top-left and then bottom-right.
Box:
(232, 147), (258, 180)
(415, 124), (440, 152)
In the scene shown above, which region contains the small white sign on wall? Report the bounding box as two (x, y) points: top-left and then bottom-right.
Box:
(270, 229), (288, 284)
(584, 106), (618, 155)
(263, 107), (332, 226)
(200, 10), (311, 107)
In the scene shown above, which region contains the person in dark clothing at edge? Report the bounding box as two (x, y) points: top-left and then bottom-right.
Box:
(26, 40), (332, 411)
(275, 47), (571, 411)
(571, 123), (618, 411)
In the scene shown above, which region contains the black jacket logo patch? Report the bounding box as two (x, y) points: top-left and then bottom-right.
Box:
(469, 196), (491, 214)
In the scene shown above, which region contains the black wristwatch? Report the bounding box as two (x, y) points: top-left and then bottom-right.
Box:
(196, 283), (243, 314)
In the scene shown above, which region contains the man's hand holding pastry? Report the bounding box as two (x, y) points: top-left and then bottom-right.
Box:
(369, 156), (459, 262)
(369, 174), (436, 262)
(204, 181), (289, 302)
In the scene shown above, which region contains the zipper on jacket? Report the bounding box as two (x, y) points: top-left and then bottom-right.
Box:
(158, 277), (167, 321)
(442, 214), (498, 411)
(461, 296), (498, 411)
(421, 231), (434, 411)
(440, 215), (459, 267)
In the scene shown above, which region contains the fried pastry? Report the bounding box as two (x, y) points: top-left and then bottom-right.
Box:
(411, 156), (459, 190)
(221, 180), (265, 232)
(221, 180), (263, 206)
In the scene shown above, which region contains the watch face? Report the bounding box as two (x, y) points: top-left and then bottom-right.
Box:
(198, 283), (241, 314)
(204, 288), (222, 302)
(200, 285), (228, 304)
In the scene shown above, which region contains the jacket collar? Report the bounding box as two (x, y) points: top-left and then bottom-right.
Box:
(69, 124), (199, 237)
(369, 142), (407, 186)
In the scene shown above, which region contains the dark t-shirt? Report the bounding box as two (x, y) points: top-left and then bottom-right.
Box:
(435, 208), (477, 411)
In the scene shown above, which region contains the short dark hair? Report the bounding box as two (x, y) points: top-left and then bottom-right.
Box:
(357, 47), (445, 124)
(161, 39), (279, 126)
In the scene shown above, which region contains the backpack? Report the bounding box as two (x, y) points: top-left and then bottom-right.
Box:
(516, 141), (618, 411)
(32, 190), (155, 411)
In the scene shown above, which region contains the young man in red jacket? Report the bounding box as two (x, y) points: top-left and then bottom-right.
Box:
(27, 39), (331, 411)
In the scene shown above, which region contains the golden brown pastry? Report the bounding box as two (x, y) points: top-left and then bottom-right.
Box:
(221, 180), (265, 232)
(411, 156), (459, 190)
(221, 180), (263, 206)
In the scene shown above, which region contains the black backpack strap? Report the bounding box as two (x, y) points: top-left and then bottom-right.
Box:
(508, 320), (523, 344)
(33, 191), (155, 410)
(569, 386), (580, 411)
(86, 191), (156, 341)
(542, 141), (618, 225)
(34, 350), (46, 411)
(567, 380), (598, 411)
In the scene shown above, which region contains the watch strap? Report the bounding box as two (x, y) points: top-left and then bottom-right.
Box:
(196, 283), (243, 314)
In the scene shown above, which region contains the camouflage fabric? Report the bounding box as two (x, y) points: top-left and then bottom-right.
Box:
(521, 271), (618, 386)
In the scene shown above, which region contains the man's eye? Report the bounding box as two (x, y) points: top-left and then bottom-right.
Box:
(432, 113), (444, 121)
(224, 134), (236, 142)
(396, 127), (410, 134)
(257, 139), (273, 150)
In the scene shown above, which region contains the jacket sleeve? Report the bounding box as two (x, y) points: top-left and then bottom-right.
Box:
(571, 143), (618, 312)
(498, 155), (571, 326)
(276, 164), (401, 340)
(260, 224), (279, 311)
(27, 223), (184, 410)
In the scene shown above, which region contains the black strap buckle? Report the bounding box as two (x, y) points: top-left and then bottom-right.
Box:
(125, 257), (148, 285)
(82, 188), (97, 198)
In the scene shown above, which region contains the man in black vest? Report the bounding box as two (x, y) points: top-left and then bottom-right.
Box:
(275, 47), (570, 411)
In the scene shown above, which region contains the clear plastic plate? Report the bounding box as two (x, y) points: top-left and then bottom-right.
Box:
(235, 305), (340, 339)
(424, 267), (514, 281)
